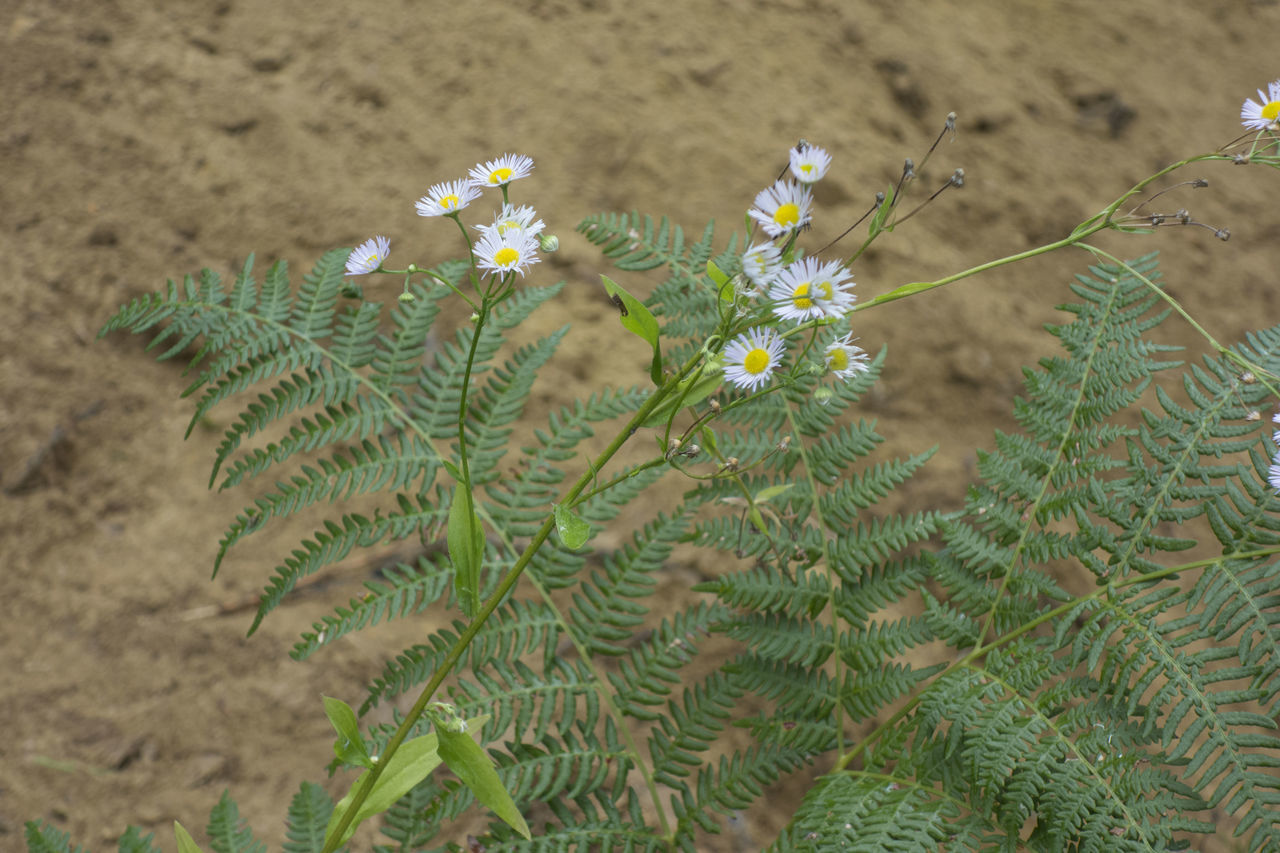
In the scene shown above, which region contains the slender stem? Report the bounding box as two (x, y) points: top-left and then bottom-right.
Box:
(454, 302), (490, 617)
(320, 347), (706, 853)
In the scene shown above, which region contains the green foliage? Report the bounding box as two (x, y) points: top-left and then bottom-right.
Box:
(284, 783), (336, 853)
(65, 196), (1280, 853)
(207, 790), (265, 853)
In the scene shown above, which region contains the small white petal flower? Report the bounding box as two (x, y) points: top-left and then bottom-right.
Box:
(825, 332), (871, 380)
(812, 258), (856, 319)
(789, 144), (832, 183)
(768, 257), (854, 323)
(415, 179), (482, 217)
(1242, 80), (1280, 130)
(476, 203), (545, 240)
(1270, 449), (1280, 492)
(469, 153), (535, 187)
(723, 326), (786, 392)
(475, 229), (540, 278)
(1272, 413), (1280, 425)
(748, 179), (813, 238)
(345, 235), (390, 275)
(741, 242), (783, 294)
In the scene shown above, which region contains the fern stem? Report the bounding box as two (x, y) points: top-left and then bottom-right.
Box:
(320, 348), (708, 852)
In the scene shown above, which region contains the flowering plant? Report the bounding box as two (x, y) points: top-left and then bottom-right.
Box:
(26, 81), (1280, 852)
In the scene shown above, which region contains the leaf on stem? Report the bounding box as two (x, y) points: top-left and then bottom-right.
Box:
(173, 823), (204, 853)
(434, 713), (532, 840)
(323, 696), (374, 770)
(447, 487), (485, 619)
(324, 734), (442, 848)
(553, 503), (592, 550)
(600, 274), (663, 385)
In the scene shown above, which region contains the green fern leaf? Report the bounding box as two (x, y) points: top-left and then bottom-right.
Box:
(206, 790), (265, 853)
(283, 782), (335, 853)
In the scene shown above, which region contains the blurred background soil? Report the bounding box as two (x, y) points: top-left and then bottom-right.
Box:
(4, 0), (1280, 849)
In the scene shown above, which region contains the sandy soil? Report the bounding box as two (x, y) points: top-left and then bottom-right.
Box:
(4, 0), (1280, 849)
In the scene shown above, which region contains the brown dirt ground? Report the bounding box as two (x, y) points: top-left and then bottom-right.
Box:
(4, 0), (1280, 850)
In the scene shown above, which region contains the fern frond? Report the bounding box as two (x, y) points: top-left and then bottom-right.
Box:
(283, 782), (334, 853)
(22, 823), (85, 853)
(249, 492), (450, 634)
(363, 598), (564, 712)
(577, 211), (709, 275)
(291, 555), (451, 660)
(206, 790), (266, 853)
(449, 657), (601, 744)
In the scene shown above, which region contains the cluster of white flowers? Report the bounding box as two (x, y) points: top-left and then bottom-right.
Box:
(345, 153), (541, 279)
(721, 142), (870, 393)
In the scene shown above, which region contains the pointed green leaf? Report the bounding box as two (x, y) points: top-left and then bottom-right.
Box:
(436, 716), (531, 840)
(600, 274), (663, 384)
(554, 503), (592, 550)
(754, 483), (794, 504)
(174, 823), (204, 853)
(323, 696), (373, 770)
(325, 734), (442, 848)
(447, 488), (485, 619)
(706, 259), (730, 287)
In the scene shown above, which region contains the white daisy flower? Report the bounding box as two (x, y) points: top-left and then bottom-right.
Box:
(1242, 80), (1280, 130)
(415, 179), (482, 217)
(476, 204), (545, 240)
(723, 326), (786, 392)
(345, 235), (390, 275)
(469, 153), (535, 188)
(789, 144), (832, 183)
(824, 332), (871, 379)
(769, 257), (854, 323)
(748, 179), (813, 237)
(475, 229), (540, 278)
(1270, 449), (1280, 492)
(811, 258), (856, 319)
(741, 242), (783, 294)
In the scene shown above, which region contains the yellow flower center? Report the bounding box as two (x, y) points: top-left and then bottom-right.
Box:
(494, 247), (521, 267)
(773, 202), (800, 227)
(441, 194), (460, 209)
(829, 349), (849, 371)
(1265, 101), (1280, 122)
(489, 167), (514, 184)
(743, 347), (770, 375)
(817, 280), (834, 300)
(496, 220), (519, 236)
(799, 163), (814, 175)
(792, 282), (814, 310)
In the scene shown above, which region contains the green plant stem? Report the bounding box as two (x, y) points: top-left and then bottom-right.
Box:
(850, 152), (1234, 316)
(320, 347), (707, 853)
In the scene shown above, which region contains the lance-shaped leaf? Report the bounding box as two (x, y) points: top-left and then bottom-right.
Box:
(600, 274), (663, 384)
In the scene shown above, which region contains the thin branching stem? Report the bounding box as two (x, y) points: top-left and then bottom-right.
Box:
(320, 347), (709, 852)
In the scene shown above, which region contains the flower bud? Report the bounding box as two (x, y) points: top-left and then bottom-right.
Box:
(539, 234), (560, 253)
(398, 291), (416, 303)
